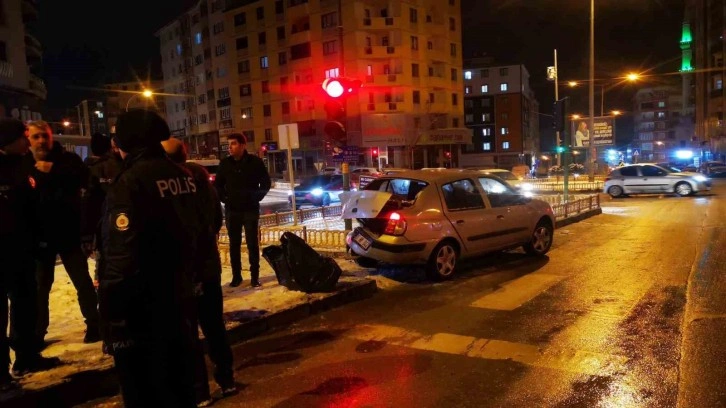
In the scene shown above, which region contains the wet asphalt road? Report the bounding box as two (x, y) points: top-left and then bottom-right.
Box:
(83, 180), (726, 407)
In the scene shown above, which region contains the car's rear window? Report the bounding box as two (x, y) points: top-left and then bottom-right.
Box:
(364, 178), (428, 201)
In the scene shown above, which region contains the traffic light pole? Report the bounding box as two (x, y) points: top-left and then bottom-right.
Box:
(554, 49), (561, 167)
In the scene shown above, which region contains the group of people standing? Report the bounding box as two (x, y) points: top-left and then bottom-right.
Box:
(1, 108), (272, 407)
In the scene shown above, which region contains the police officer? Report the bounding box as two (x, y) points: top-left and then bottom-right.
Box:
(162, 138), (236, 404)
(85, 133), (123, 286)
(24, 120), (100, 345)
(100, 109), (202, 407)
(214, 133), (271, 287)
(0, 119), (60, 386)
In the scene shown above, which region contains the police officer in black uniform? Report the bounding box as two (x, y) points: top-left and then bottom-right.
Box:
(162, 138), (236, 404)
(0, 119), (60, 386)
(214, 133), (271, 287)
(100, 109), (203, 407)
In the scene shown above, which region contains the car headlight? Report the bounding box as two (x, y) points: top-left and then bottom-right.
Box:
(311, 188), (323, 196)
(692, 175), (707, 182)
(520, 182), (534, 191)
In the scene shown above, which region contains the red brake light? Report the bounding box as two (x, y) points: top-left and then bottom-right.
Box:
(384, 212), (407, 235)
(209, 174), (216, 182)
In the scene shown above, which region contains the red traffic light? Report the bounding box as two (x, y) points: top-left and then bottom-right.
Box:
(372, 148), (378, 156)
(322, 77), (362, 98)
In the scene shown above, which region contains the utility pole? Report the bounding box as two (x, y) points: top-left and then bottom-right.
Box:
(588, 0), (596, 182)
(554, 49), (561, 166)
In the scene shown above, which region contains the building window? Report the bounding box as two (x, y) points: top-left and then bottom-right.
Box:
(464, 86), (471, 94)
(282, 101), (290, 114)
(482, 128), (491, 136)
(452, 93), (458, 106)
(480, 69), (489, 78)
(238, 60), (250, 73)
(260, 56), (269, 68)
(464, 71), (472, 80)
(483, 142), (491, 151)
(465, 114), (473, 123)
(481, 85), (488, 93)
(453, 118), (459, 127)
(234, 12), (246, 26)
(236, 37), (248, 50)
(450, 43), (456, 57)
(501, 112), (508, 120)
(323, 40), (337, 55)
(261, 80), (270, 93)
(321, 12), (338, 29)
(412, 63), (419, 77)
(427, 41), (433, 50)
(464, 99), (474, 108)
(501, 127), (509, 135)
(241, 107), (252, 118)
(290, 42), (312, 60)
(500, 67), (509, 76)
(195, 32), (202, 45)
(278, 51), (287, 65)
(218, 87), (230, 99)
(500, 83), (508, 91)
(451, 68), (457, 81)
(413, 90), (420, 104)
(276, 26), (286, 41)
(265, 128), (273, 141)
(410, 36), (418, 50)
(657, 111), (666, 118)
(239, 84), (251, 96)
(256, 6), (264, 19)
(658, 101), (666, 108)
(214, 44), (226, 56)
(429, 93), (435, 103)
(502, 141), (510, 149)
(325, 68), (339, 78)
(263, 104), (271, 117)
(482, 113), (491, 122)
(258, 32), (266, 45)
(0, 42), (7, 61)
(213, 22), (224, 34)
(199, 114), (208, 124)
(275, 0), (283, 14)
(410, 8), (418, 23)
(449, 17), (456, 31)
(280, 77), (289, 93)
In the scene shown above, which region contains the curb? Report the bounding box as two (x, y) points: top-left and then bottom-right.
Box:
(0, 279), (378, 408)
(555, 207), (602, 228)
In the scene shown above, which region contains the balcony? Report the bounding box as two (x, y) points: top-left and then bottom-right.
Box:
(373, 102), (401, 112)
(289, 29), (311, 45)
(427, 76), (450, 89)
(25, 34), (42, 58)
(362, 45), (400, 59)
(22, 0), (39, 22)
(29, 74), (47, 99)
(361, 17), (397, 30)
(0, 61), (13, 79)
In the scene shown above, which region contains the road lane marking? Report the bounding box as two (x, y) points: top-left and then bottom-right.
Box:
(470, 273), (565, 311)
(347, 324), (626, 376)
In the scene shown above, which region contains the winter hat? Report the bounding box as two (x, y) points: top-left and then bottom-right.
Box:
(115, 109), (170, 152)
(90, 132), (111, 156)
(0, 118), (27, 149)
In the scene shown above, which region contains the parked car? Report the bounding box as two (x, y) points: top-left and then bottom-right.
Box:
(319, 166), (340, 175)
(604, 163), (710, 198)
(289, 174), (344, 208)
(187, 159), (220, 183)
(476, 168), (534, 193)
(699, 161), (726, 178)
(341, 169), (556, 280)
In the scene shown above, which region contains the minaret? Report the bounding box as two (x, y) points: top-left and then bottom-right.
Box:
(680, 10), (694, 117)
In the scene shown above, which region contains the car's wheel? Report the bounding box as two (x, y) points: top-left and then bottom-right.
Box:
(523, 219), (553, 256)
(674, 182), (693, 197)
(322, 193), (331, 206)
(608, 185), (624, 198)
(425, 240), (458, 281)
(354, 256), (379, 268)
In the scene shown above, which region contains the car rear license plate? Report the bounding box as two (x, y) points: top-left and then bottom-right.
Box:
(353, 231), (372, 250)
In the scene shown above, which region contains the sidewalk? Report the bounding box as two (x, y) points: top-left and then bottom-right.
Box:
(0, 258), (376, 408)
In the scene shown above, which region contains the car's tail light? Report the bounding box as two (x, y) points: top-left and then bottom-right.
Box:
(209, 174), (216, 182)
(604, 177), (611, 182)
(384, 212), (407, 236)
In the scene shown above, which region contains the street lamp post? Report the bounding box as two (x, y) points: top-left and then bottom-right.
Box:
(588, 0), (596, 182)
(125, 89), (154, 111)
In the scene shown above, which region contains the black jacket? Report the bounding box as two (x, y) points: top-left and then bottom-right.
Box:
(214, 151), (271, 212)
(0, 153), (35, 255)
(99, 146), (204, 349)
(23, 141), (91, 251)
(85, 152), (123, 239)
(184, 161), (223, 283)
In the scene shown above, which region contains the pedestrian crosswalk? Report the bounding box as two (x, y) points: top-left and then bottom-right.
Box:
(469, 273), (566, 311)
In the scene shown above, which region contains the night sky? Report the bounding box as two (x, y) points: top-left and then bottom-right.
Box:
(39, 0), (686, 146)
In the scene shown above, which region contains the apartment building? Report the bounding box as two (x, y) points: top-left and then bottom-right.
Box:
(0, 0), (45, 121)
(157, 0), (465, 170)
(459, 61), (539, 169)
(633, 86), (695, 162)
(687, 0), (726, 161)
(76, 99), (108, 137)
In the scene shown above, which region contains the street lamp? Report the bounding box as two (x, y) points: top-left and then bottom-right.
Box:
(125, 89), (154, 111)
(62, 120), (71, 127)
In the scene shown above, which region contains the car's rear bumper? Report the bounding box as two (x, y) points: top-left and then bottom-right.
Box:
(348, 227), (436, 264)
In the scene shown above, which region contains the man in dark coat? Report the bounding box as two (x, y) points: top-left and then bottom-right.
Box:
(162, 138), (236, 404)
(85, 133), (123, 286)
(100, 109), (203, 407)
(24, 120), (100, 345)
(0, 119), (61, 385)
(214, 133), (271, 287)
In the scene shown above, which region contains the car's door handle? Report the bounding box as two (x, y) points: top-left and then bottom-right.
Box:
(497, 215), (505, 219)
(456, 220), (465, 224)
